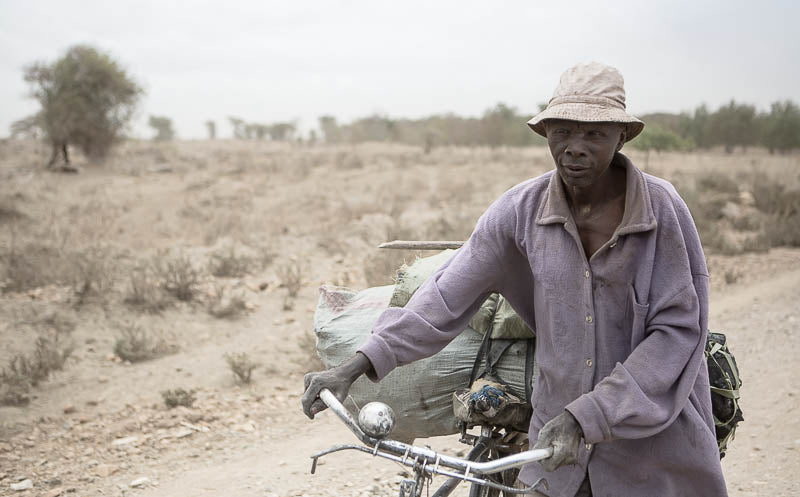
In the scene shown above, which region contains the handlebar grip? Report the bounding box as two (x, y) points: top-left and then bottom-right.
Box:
(319, 388), (370, 442)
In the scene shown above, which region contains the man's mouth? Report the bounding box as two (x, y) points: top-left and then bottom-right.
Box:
(561, 163), (590, 175)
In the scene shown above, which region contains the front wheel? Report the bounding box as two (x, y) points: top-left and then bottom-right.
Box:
(467, 445), (521, 497)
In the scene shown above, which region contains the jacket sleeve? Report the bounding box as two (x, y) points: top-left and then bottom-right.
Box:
(566, 189), (709, 444)
(358, 193), (522, 381)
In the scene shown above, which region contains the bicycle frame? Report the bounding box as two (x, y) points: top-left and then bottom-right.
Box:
(310, 389), (552, 496)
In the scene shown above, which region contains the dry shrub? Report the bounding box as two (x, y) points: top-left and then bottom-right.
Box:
(207, 247), (255, 278)
(0, 195), (25, 223)
(682, 172), (800, 253)
(0, 240), (65, 293)
(161, 388), (196, 408)
(724, 269), (741, 285)
(113, 323), (177, 362)
(69, 245), (115, 306)
(335, 151), (364, 169)
(124, 266), (172, 313)
(363, 251), (406, 287)
(696, 174), (740, 196)
(25, 309), (77, 335)
(423, 212), (477, 241)
(1, 333), (74, 406)
(207, 284), (248, 319)
(751, 181), (800, 247)
(317, 229), (348, 255)
(297, 329), (324, 372)
(155, 253), (201, 302)
(385, 221), (421, 244)
(224, 352), (258, 384)
(277, 260), (304, 298)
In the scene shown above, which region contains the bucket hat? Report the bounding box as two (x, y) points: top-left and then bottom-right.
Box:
(527, 62), (644, 142)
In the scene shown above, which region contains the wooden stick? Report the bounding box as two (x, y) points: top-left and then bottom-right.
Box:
(378, 240), (466, 250)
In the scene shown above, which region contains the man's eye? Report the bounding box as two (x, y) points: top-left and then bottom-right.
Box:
(554, 128), (569, 135)
(587, 130), (605, 138)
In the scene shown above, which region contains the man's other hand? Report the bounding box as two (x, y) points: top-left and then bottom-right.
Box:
(301, 352), (373, 419)
(533, 411), (584, 472)
(301, 368), (354, 419)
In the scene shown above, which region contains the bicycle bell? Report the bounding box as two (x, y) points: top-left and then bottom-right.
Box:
(358, 402), (396, 439)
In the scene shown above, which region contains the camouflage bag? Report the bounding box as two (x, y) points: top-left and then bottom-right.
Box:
(705, 332), (744, 458)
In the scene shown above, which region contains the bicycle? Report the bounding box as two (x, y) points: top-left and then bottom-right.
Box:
(309, 388), (552, 497)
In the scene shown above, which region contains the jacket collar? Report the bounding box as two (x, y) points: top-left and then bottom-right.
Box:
(535, 152), (657, 235)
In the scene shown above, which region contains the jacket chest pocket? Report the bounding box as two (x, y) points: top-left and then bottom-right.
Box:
(629, 284), (650, 347)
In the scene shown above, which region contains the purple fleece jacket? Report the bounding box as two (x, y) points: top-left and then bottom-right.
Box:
(358, 153), (727, 497)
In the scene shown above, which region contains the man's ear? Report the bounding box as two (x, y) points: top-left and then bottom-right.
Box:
(616, 127), (627, 152)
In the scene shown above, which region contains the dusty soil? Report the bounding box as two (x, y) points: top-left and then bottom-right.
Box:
(0, 141), (798, 496)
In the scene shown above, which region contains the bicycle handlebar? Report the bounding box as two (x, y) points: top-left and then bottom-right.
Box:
(313, 388), (553, 493)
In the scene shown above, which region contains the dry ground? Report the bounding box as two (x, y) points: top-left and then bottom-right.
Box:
(0, 140), (798, 496)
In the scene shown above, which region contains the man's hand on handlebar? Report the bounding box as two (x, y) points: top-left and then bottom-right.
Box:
(301, 352), (374, 419)
(533, 410), (583, 472)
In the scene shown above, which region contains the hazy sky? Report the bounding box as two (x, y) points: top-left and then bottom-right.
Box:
(1, 0), (798, 139)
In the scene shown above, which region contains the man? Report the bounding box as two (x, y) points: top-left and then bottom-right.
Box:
(302, 62), (728, 496)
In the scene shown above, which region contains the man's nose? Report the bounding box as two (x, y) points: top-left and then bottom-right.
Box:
(564, 137), (589, 157)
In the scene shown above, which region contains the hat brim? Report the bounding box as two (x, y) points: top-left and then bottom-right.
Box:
(527, 102), (644, 142)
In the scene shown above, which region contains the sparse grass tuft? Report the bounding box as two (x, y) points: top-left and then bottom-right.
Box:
(161, 388), (196, 408)
(277, 260), (304, 298)
(224, 352), (258, 384)
(113, 323), (177, 363)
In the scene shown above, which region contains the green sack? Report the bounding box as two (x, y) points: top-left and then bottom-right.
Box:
(389, 250), (535, 340)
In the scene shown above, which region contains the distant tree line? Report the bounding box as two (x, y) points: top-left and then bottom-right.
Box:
(631, 100), (800, 154)
(227, 117), (296, 141)
(318, 103), (547, 151)
(9, 44), (799, 166)
(317, 100), (800, 154)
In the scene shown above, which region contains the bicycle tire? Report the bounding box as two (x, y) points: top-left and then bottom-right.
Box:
(467, 445), (520, 497)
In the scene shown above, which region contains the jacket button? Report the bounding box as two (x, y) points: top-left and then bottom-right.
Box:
(584, 270), (590, 278)
(586, 359), (593, 367)
(585, 314), (593, 324)
(585, 443), (592, 451)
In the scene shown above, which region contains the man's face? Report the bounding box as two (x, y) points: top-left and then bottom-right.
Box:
(544, 120), (626, 189)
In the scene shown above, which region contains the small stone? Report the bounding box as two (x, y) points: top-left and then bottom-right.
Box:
(45, 489), (63, 497)
(185, 412), (204, 423)
(11, 479), (33, 491)
(129, 477), (150, 488)
(171, 428), (193, 439)
(236, 422), (256, 433)
(95, 464), (117, 477)
(62, 406), (76, 415)
(111, 436), (138, 446)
